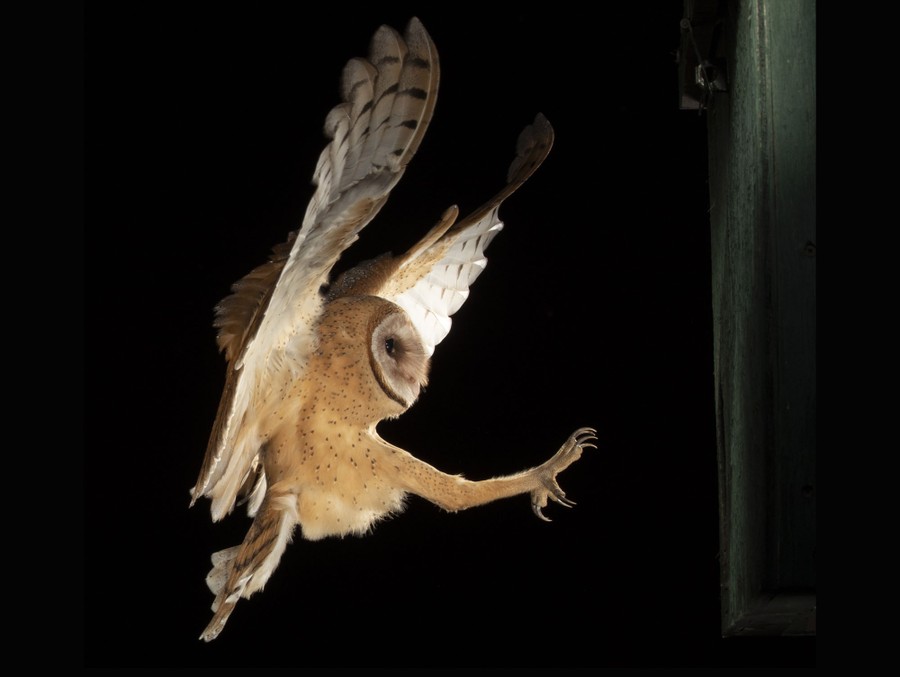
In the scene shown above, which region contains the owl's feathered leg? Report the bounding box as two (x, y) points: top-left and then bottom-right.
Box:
(384, 427), (597, 519)
(200, 495), (298, 641)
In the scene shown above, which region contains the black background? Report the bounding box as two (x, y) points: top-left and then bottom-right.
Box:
(87, 2), (815, 669)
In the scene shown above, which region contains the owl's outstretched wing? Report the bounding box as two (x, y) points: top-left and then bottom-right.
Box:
(192, 18), (440, 520)
(378, 113), (554, 357)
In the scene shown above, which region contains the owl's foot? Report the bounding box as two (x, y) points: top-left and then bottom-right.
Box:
(530, 427), (597, 521)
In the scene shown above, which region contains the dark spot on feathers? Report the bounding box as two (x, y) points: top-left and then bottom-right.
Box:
(402, 87), (428, 100)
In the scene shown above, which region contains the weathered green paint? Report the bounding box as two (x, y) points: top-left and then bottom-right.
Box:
(705, 0), (816, 636)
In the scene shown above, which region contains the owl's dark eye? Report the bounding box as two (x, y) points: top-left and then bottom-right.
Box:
(385, 337), (395, 355)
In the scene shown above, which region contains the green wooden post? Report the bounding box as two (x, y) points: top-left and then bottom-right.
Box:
(700, 0), (816, 636)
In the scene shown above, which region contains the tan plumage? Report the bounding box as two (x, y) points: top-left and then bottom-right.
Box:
(191, 17), (596, 642)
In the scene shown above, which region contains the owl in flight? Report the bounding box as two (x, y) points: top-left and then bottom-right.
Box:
(190, 17), (596, 641)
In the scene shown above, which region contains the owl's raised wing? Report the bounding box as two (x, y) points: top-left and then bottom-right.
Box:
(378, 113), (554, 357)
(192, 18), (439, 520)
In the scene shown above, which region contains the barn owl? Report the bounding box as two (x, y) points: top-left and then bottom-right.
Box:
(190, 16), (596, 642)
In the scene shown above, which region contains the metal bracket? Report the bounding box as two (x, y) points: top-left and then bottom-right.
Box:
(678, 8), (727, 112)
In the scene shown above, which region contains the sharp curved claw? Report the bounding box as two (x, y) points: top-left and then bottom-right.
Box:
(573, 427), (598, 447)
(551, 493), (576, 508)
(532, 503), (552, 522)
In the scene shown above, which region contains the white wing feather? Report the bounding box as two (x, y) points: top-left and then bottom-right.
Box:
(383, 113), (554, 358)
(393, 216), (503, 356)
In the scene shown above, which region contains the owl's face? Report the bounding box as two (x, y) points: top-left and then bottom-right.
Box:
(313, 295), (430, 424)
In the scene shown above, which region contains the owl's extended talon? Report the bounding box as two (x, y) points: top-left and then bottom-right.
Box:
(529, 427), (596, 521)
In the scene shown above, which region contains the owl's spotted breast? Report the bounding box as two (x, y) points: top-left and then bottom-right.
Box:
(266, 422), (408, 540)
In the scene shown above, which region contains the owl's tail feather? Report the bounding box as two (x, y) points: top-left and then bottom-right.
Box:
(200, 496), (298, 641)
